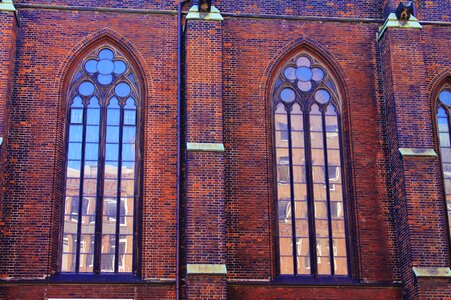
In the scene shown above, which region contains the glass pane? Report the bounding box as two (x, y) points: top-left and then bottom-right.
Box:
(101, 254), (115, 273)
(121, 179), (135, 198)
(61, 253), (76, 272)
(87, 108), (100, 125)
(310, 115), (322, 131)
(70, 109), (84, 124)
(68, 143), (82, 160)
(122, 144), (135, 161)
(102, 212), (116, 235)
(124, 110), (136, 125)
(119, 254), (133, 273)
(106, 126), (120, 143)
(107, 109), (120, 126)
(121, 161), (135, 179)
(84, 143), (99, 161)
(312, 166), (325, 183)
(332, 220), (346, 238)
(123, 126), (136, 144)
(101, 235), (116, 254)
(125, 98), (135, 109)
(115, 82), (131, 98)
(121, 198), (134, 216)
(67, 161), (81, 178)
(120, 217), (134, 235)
(85, 125), (99, 143)
(294, 202), (308, 219)
(65, 179), (80, 196)
(295, 220), (309, 238)
(104, 161), (119, 179)
(105, 143), (119, 161)
(103, 198), (117, 218)
(439, 133), (451, 147)
(438, 117), (449, 132)
(84, 160), (98, 178)
(334, 257), (348, 275)
(104, 179), (118, 197)
(293, 165), (305, 183)
(441, 147), (451, 163)
(280, 256), (294, 275)
(69, 125), (83, 142)
(279, 238), (293, 256)
(79, 254), (94, 272)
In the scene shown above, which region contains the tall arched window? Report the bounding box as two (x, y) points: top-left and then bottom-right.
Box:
(61, 46), (140, 274)
(273, 53), (349, 276)
(436, 86), (451, 243)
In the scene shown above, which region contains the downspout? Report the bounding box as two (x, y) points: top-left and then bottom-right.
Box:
(176, 1), (187, 299)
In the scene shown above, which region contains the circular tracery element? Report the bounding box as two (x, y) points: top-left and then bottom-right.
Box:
(275, 54), (337, 108)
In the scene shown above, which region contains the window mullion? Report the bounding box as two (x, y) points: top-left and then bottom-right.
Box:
(286, 107), (298, 275)
(115, 104), (125, 273)
(94, 104), (107, 274)
(75, 103), (88, 273)
(304, 109), (318, 275)
(321, 110), (335, 275)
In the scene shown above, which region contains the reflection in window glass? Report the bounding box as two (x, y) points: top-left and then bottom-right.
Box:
(274, 53), (348, 276)
(436, 89), (451, 248)
(61, 46), (139, 274)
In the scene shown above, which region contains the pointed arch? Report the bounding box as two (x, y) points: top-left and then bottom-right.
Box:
(58, 38), (143, 275)
(432, 72), (451, 255)
(269, 43), (352, 277)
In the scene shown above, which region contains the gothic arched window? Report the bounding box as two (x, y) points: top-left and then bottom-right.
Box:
(436, 87), (451, 242)
(273, 53), (349, 276)
(61, 46), (140, 274)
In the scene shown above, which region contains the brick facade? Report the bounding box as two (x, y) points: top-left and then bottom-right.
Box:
(0, 0), (450, 299)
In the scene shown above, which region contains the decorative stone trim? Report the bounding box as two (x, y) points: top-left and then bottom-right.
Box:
(186, 5), (223, 21)
(399, 148), (437, 158)
(0, 0), (16, 12)
(187, 142), (225, 152)
(378, 13), (422, 41)
(187, 264), (227, 274)
(413, 267), (451, 278)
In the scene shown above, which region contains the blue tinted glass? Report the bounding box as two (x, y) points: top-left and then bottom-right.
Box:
(124, 110), (136, 125)
(438, 118), (449, 133)
(114, 61), (127, 75)
(122, 126), (136, 144)
(85, 60), (98, 73)
(86, 125), (99, 142)
(71, 109), (84, 124)
(115, 82), (131, 98)
(128, 73), (136, 84)
(105, 143), (119, 161)
(296, 66), (313, 82)
(122, 144), (135, 161)
(87, 108), (100, 125)
(84, 143), (99, 161)
(109, 97), (120, 108)
(72, 96), (83, 108)
(69, 125), (83, 142)
(107, 109), (120, 126)
(315, 89), (331, 104)
(67, 160), (81, 175)
(89, 96), (100, 108)
(326, 104), (337, 115)
(79, 81), (95, 96)
(106, 126), (120, 143)
(68, 143), (82, 160)
(438, 107), (447, 117)
(98, 48), (114, 60)
(97, 59), (114, 75)
(98, 74), (113, 86)
(125, 98), (135, 109)
(440, 90), (451, 106)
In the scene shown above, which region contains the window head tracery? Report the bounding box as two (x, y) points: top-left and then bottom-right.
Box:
(272, 52), (349, 277)
(61, 45), (140, 275)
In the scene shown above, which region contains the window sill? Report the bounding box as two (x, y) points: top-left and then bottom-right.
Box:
(271, 275), (360, 286)
(48, 273), (144, 284)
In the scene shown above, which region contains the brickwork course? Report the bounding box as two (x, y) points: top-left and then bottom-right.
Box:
(0, 0), (450, 299)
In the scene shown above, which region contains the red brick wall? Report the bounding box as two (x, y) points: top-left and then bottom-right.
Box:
(223, 18), (397, 283)
(0, 9), (178, 280)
